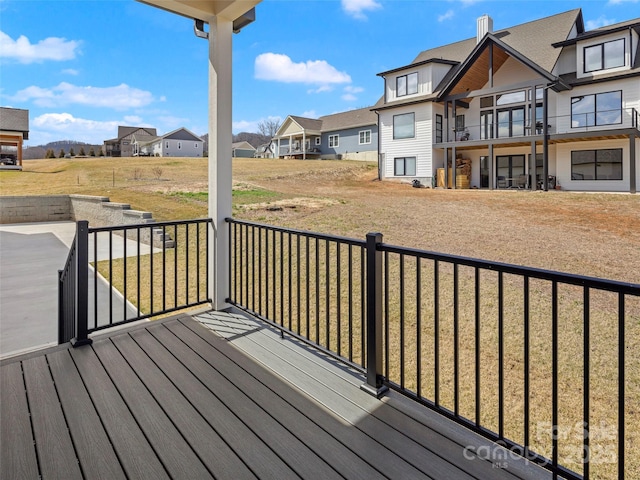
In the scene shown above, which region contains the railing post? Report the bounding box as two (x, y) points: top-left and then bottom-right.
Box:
(72, 220), (92, 347)
(361, 232), (388, 398)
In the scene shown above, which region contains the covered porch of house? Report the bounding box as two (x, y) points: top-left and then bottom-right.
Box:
(435, 127), (638, 192)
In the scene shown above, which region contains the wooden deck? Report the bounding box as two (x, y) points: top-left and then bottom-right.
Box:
(1, 310), (551, 479)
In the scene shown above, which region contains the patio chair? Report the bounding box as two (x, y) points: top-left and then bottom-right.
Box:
(497, 176), (507, 188)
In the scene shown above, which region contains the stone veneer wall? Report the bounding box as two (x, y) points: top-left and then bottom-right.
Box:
(0, 194), (155, 226)
(0, 195), (168, 247)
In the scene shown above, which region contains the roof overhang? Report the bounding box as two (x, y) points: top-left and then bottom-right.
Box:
(437, 33), (570, 101)
(136, 0), (260, 23)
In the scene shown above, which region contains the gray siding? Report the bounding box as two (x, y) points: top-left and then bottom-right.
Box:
(320, 126), (378, 155)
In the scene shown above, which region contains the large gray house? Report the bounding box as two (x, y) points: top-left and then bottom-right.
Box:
(273, 106), (378, 161)
(104, 126), (157, 157)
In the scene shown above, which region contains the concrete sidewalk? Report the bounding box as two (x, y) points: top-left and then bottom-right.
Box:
(0, 222), (148, 359)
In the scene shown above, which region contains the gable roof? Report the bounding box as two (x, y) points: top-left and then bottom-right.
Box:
(232, 141), (256, 151)
(162, 127), (202, 142)
(275, 107), (377, 138)
(373, 9), (582, 110)
(318, 107), (377, 132)
(0, 107), (29, 138)
(116, 126), (157, 140)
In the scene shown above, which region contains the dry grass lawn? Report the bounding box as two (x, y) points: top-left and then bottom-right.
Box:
(2, 156), (639, 479)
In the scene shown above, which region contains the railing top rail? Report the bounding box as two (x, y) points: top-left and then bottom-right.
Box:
(380, 242), (640, 295)
(88, 218), (212, 233)
(226, 217), (367, 248)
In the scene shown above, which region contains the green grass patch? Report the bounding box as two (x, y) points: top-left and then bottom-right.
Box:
(169, 186), (283, 206)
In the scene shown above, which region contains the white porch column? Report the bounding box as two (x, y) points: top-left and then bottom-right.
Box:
(303, 132), (306, 160)
(208, 15), (234, 310)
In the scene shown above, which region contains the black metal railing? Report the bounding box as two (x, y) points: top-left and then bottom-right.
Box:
(226, 218), (368, 372)
(227, 219), (640, 480)
(58, 218), (212, 345)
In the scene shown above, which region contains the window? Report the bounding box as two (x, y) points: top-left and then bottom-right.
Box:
(497, 106), (525, 137)
(393, 113), (415, 139)
(359, 130), (371, 145)
(435, 114), (443, 143)
(396, 72), (418, 97)
(455, 115), (465, 132)
(480, 111), (494, 139)
(165, 141), (169, 148)
(571, 91), (622, 127)
(571, 149), (622, 180)
(178, 142), (182, 149)
(394, 157), (416, 176)
(480, 96), (494, 108)
(584, 38), (625, 73)
(496, 90), (526, 106)
(194, 143), (198, 148)
(329, 134), (339, 148)
(315, 137), (321, 145)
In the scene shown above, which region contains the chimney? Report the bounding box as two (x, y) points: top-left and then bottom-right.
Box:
(477, 14), (493, 43)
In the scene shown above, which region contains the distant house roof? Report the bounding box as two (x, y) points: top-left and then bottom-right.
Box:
(318, 107), (377, 132)
(274, 106), (377, 139)
(232, 141), (256, 151)
(105, 126), (158, 144)
(373, 8), (584, 109)
(0, 107), (29, 139)
(162, 127), (202, 142)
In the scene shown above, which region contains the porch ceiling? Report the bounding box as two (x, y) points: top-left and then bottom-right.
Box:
(136, 0), (260, 21)
(449, 46), (509, 97)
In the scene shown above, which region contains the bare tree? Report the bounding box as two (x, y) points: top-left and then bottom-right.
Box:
(257, 118), (281, 138)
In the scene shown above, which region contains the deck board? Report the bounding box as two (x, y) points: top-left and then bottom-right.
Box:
(22, 355), (84, 480)
(69, 342), (170, 479)
(0, 362), (40, 479)
(91, 338), (214, 479)
(47, 350), (126, 480)
(1, 311), (553, 480)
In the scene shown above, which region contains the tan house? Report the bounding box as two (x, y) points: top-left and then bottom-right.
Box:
(0, 107), (29, 170)
(104, 126), (157, 157)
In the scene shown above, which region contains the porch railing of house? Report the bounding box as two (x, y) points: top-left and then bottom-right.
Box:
(439, 107), (640, 144)
(58, 219), (212, 345)
(226, 217), (640, 480)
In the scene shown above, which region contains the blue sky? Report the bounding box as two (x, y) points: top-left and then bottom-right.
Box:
(1, 0), (638, 146)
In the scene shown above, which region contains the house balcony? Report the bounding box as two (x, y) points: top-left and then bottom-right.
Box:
(2, 218), (639, 479)
(434, 108), (640, 151)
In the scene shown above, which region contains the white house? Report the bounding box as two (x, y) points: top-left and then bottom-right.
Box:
(374, 9), (640, 193)
(133, 127), (204, 157)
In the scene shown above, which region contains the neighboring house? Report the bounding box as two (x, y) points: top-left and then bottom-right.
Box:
(374, 9), (640, 193)
(132, 127), (203, 157)
(0, 107), (29, 169)
(232, 141), (257, 158)
(104, 126), (157, 157)
(254, 141), (276, 158)
(273, 106), (378, 161)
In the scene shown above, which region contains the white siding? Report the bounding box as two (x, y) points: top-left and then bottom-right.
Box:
(554, 45), (576, 76)
(576, 31), (634, 80)
(556, 139), (631, 192)
(379, 103), (433, 180)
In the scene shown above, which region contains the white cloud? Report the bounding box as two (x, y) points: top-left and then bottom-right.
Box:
(11, 82), (155, 110)
(607, 0), (638, 4)
(341, 0), (382, 20)
(255, 53), (351, 85)
(344, 86), (364, 94)
(307, 85), (333, 94)
(342, 85), (364, 101)
(62, 68), (79, 76)
(232, 115), (283, 134)
(302, 110), (318, 118)
(438, 9), (455, 22)
(32, 113), (120, 144)
(124, 115), (143, 124)
(585, 15), (617, 29)
(0, 31), (80, 64)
